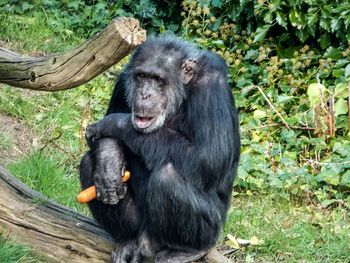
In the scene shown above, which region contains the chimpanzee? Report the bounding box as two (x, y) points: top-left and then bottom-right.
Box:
(80, 35), (240, 263)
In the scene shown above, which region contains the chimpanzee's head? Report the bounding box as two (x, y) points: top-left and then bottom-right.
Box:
(125, 36), (198, 133)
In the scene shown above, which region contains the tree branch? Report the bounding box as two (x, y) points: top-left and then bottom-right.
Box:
(0, 17), (146, 91)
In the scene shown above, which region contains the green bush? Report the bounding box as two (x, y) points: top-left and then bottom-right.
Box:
(190, 0), (350, 48)
(181, 0), (350, 206)
(0, 0), (182, 36)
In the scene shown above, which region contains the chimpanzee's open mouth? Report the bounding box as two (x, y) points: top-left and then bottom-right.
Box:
(134, 115), (156, 129)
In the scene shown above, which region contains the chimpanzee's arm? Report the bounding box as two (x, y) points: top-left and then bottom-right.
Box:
(86, 113), (195, 173)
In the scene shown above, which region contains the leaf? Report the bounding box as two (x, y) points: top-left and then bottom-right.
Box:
(22, 2), (33, 11)
(250, 236), (264, 246)
(334, 98), (348, 116)
(212, 16), (223, 31)
(212, 40), (225, 49)
(289, 9), (300, 27)
(226, 234), (241, 249)
(211, 0), (223, 7)
(317, 164), (341, 185)
(264, 12), (273, 23)
(167, 24), (179, 32)
(320, 18), (330, 31)
(324, 47), (342, 60)
(321, 199), (338, 208)
(334, 59), (350, 68)
(253, 110), (267, 120)
(296, 29), (309, 43)
(276, 12), (287, 29)
(332, 69), (344, 78)
(319, 34), (330, 49)
(307, 83), (327, 107)
(345, 63), (350, 78)
(331, 18), (341, 32)
(340, 170), (350, 187)
(254, 25), (271, 42)
(244, 49), (259, 60)
(276, 94), (293, 103)
(307, 12), (318, 26)
(334, 83), (348, 99)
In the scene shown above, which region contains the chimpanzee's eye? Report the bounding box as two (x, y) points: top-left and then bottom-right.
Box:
(154, 76), (164, 85)
(136, 73), (146, 80)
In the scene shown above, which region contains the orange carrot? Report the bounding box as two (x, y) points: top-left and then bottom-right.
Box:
(77, 185), (96, 203)
(122, 170), (131, 182)
(77, 170), (131, 203)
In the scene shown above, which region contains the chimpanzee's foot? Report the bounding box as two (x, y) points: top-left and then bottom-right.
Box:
(139, 232), (162, 258)
(111, 240), (141, 263)
(155, 249), (208, 263)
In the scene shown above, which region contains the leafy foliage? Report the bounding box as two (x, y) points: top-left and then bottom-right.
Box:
(181, 0), (350, 206)
(189, 0), (350, 48)
(0, 0), (182, 36)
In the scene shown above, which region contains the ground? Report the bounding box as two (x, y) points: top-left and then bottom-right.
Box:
(0, 112), (37, 166)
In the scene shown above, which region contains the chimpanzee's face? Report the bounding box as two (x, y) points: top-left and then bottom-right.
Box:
(125, 40), (197, 133)
(131, 67), (168, 133)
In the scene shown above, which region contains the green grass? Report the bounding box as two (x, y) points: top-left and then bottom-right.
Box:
(7, 151), (86, 213)
(0, 234), (43, 263)
(223, 193), (350, 262)
(0, 10), (82, 53)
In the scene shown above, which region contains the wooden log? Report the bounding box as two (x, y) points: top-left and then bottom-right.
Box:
(0, 17), (146, 91)
(0, 165), (230, 262)
(0, 165), (113, 262)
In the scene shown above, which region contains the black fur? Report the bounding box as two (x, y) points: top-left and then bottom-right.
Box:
(80, 35), (240, 261)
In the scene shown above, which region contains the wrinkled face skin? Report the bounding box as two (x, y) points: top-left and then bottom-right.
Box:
(125, 38), (198, 133)
(131, 67), (168, 133)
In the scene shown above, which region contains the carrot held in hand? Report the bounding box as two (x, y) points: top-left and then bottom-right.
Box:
(77, 170), (131, 203)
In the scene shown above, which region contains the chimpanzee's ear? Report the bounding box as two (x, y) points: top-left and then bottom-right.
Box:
(181, 58), (197, 84)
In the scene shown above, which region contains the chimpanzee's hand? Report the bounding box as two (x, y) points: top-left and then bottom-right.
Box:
(85, 123), (101, 149)
(85, 114), (131, 149)
(93, 138), (128, 205)
(94, 172), (128, 205)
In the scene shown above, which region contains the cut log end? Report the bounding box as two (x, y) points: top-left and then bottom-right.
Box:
(114, 17), (147, 47)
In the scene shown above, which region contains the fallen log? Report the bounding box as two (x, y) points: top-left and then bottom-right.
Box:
(0, 165), (113, 262)
(0, 166), (230, 263)
(0, 17), (146, 91)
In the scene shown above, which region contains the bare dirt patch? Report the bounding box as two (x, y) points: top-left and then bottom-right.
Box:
(0, 112), (37, 166)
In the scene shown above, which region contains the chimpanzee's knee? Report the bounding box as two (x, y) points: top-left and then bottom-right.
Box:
(146, 163), (221, 251)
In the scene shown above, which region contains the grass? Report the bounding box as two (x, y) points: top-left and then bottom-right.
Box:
(0, 9), (82, 54)
(0, 3), (349, 263)
(223, 193), (350, 262)
(0, 234), (43, 263)
(7, 151), (86, 213)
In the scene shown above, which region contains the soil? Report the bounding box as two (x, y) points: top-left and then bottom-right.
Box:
(0, 112), (37, 166)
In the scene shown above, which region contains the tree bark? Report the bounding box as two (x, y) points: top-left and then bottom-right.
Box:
(0, 165), (113, 262)
(0, 17), (146, 91)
